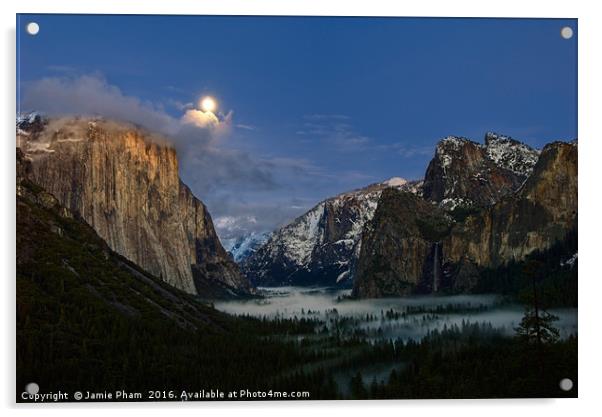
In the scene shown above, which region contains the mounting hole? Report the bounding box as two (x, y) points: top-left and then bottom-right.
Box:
(560, 26), (573, 40)
(26, 22), (40, 36)
(559, 378), (573, 391)
(25, 382), (39, 395)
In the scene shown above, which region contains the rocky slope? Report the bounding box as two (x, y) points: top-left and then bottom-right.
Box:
(443, 140), (577, 268)
(422, 133), (539, 210)
(16, 147), (228, 329)
(352, 189), (451, 297)
(242, 178), (422, 287)
(17, 150), (319, 396)
(353, 139), (577, 298)
(17, 115), (249, 297)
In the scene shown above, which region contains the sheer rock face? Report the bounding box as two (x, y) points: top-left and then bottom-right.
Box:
(352, 189), (450, 298)
(422, 133), (539, 209)
(17, 117), (249, 296)
(443, 141), (578, 267)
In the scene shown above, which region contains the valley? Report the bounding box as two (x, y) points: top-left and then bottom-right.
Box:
(216, 286), (577, 344)
(16, 114), (578, 400)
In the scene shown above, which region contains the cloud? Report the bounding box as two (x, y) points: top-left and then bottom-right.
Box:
(166, 99), (194, 111)
(210, 195), (311, 240)
(19, 74), (375, 241)
(235, 123), (256, 131)
(296, 114), (372, 151)
(20, 73), (282, 208)
(376, 142), (435, 158)
(21, 74), (180, 135)
(181, 108), (233, 133)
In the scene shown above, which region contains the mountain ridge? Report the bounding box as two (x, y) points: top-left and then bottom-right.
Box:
(244, 132), (575, 296)
(353, 139), (577, 297)
(242, 178), (422, 287)
(422, 133), (540, 210)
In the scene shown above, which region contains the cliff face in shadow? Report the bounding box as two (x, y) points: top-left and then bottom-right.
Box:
(17, 116), (249, 297)
(243, 179), (423, 287)
(352, 190), (451, 297)
(422, 133), (539, 209)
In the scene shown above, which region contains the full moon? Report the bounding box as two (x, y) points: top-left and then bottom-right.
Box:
(200, 96), (217, 113)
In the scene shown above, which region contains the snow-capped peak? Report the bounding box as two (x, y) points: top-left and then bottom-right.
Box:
(484, 132), (540, 176)
(438, 136), (474, 150)
(382, 177), (408, 187)
(223, 231), (270, 263)
(17, 111), (42, 125)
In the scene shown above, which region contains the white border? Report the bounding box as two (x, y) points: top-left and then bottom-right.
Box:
(2, 1), (600, 416)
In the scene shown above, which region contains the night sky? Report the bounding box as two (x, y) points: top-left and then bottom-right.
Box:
(17, 14), (578, 240)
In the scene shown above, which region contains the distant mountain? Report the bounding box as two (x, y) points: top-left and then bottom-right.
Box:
(16, 115), (251, 297)
(242, 178), (422, 287)
(224, 232), (270, 263)
(17, 111), (46, 137)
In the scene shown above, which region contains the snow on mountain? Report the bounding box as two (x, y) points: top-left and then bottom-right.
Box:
(17, 112), (46, 138)
(223, 232), (270, 263)
(244, 132), (548, 289)
(17, 111), (42, 126)
(383, 177), (408, 187)
(484, 132), (540, 177)
(423, 133), (540, 209)
(242, 178), (421, 287)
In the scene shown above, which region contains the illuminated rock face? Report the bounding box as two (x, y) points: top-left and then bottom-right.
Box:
(18, 116), (249, 297)
(353, 138), (576, 298)
(443, 141), (578, 268)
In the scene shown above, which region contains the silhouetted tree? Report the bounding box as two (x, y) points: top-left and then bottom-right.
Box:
(515, 259), (560, 345)
(350, 372), (367, 399)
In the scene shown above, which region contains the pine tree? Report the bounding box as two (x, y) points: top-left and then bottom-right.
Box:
(515, 259), (560, 345)
(515, 308), (560, 344)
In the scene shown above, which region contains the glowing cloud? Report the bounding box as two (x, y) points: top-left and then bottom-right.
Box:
(181, 108), (220, 129)
(181, 96), (232, 135)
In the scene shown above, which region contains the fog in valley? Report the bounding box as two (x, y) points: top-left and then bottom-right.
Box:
(215, 286), (578, 343)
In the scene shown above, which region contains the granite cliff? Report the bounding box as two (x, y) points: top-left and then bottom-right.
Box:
(422, 133), (539, 210)
(353, 137), (576, 298)
(443, 141), (577, 268)
(17, 115), (249, 297)
(352, 189), (450, 297)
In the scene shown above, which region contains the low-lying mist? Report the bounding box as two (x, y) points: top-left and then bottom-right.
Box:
(215, 286), (578, 342)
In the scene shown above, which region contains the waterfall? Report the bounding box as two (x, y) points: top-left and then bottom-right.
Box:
(433, 242), (440, 293)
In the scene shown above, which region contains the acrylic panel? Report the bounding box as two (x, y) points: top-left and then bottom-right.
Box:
(16, 14), (578, 402)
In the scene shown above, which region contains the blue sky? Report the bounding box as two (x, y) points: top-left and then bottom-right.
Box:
(16, 15), (577, 240)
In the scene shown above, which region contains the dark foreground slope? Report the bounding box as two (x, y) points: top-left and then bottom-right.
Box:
(16, 149), (311, 399)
